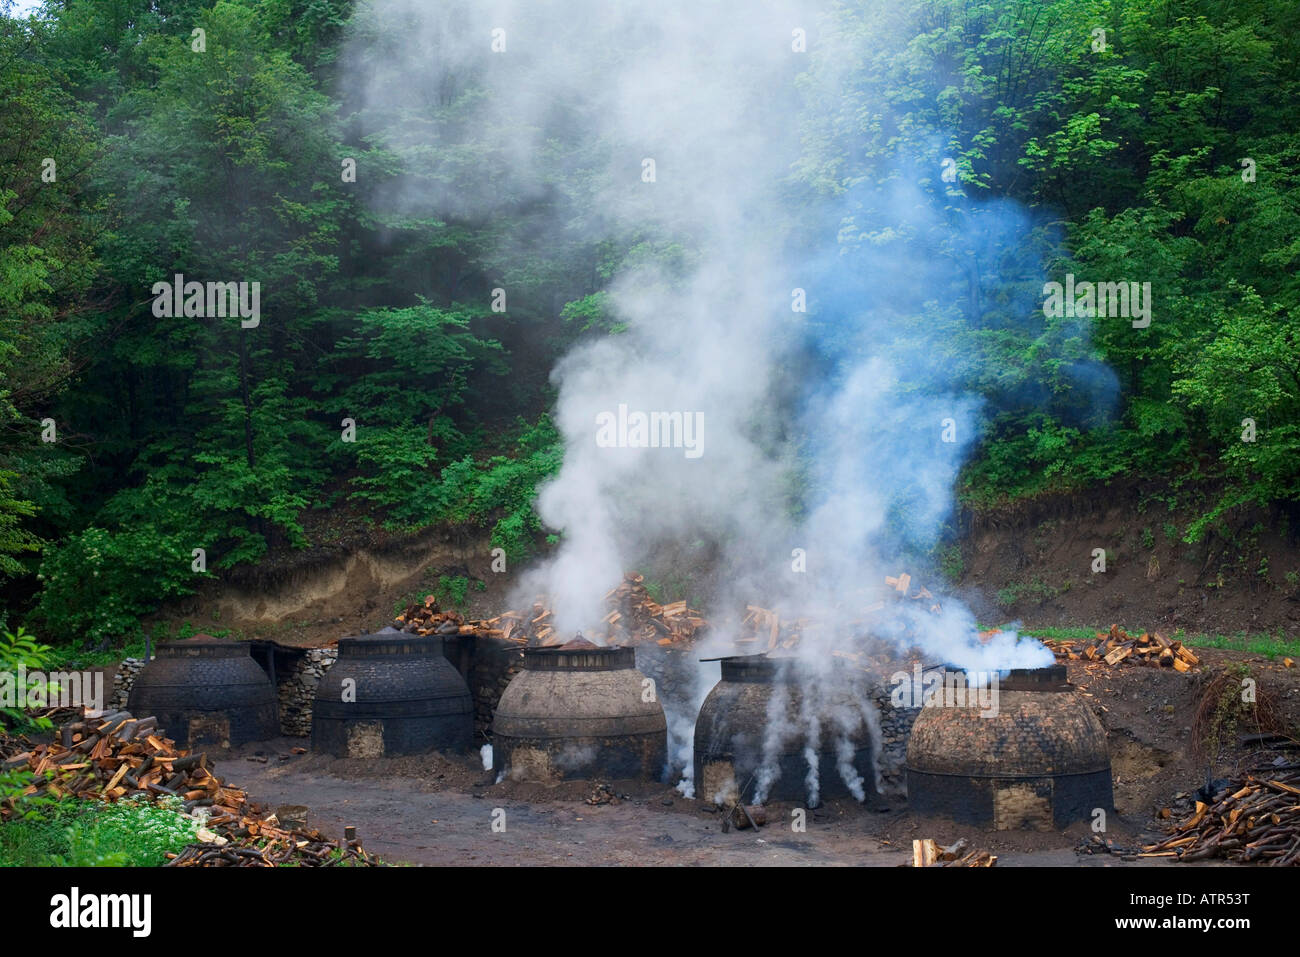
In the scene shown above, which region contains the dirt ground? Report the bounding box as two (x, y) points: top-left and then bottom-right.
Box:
(224, 744), (1145, 867)
(205, 647), (1298, 867)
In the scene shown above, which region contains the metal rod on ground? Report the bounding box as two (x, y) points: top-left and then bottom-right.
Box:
(722, 771), (760, 832)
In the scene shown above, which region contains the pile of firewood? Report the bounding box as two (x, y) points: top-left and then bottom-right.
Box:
(167, 823), (373, 867)
(394, 595), (474, 637)
(1046, 625), (1201, 671)
(596, 572), (706, 647)
(396, 572), (707, 648)
(488, 599), (552, 644)
(1142, 769), (1300, 865)
(1, 709), (377, 867)
(0, 710), (229, 810)
(734, 572), (937, 670)
(912, 838), (997, 867)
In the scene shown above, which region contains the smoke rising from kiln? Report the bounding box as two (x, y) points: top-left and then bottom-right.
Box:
(347, 0), (1114, 792)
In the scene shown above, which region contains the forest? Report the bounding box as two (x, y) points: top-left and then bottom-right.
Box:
(2, 0), (1298, 648)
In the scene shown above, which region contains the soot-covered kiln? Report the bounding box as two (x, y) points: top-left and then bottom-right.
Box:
(311, 627), (473, 758)
(127, 635), (279, 748)
(693, 653), (877, 806)
(905, 664), (1113, 830)
(492, 641), (666, 782)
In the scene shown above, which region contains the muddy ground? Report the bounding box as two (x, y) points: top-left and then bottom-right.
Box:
(206, 647), (1298, 867)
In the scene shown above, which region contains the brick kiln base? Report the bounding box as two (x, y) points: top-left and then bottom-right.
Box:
(905, 768), (1114, 830)
(495, 732), (667, 784)
(697, 745), (876, 805)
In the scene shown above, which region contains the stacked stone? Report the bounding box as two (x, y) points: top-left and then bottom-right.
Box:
(870, 684), (921, 798)
(111, 658), (146, 711)
(628, 642), (700, 731)
(470, 637), (523, 741)
(277, 649), (337, 737)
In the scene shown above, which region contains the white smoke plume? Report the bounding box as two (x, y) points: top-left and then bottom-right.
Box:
(346, 0), (1112, 794)
(751, 679), (794, 805)
(792, 675), (822, 806)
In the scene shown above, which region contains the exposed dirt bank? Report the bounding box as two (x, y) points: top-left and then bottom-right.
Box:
(955, 481), (1300, 636)
(147, 480), (1300, 648)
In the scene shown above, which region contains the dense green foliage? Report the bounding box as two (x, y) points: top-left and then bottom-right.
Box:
(0, 627), (55, 733)
(1, 0), (1297, 645)
(795, 0), (1300, 530)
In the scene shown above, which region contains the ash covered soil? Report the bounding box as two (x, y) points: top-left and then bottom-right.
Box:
(217, 648), (1298, 866)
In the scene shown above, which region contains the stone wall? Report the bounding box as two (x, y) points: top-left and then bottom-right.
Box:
(869, 683), (921, 798)
(278, 649), (337, 737)
(465, 636), (524, 742)
(110, 658), (145, 711)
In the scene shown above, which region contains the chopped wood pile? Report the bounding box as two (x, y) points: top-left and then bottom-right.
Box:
(0, 710), (227, 809)
(394, 572), (707, 648)
(912, 837), (997, 867)
(734, 571), (937, 671)
(1045, 625), (1201, 671)
(393, 594), (474, 637)
(596, 572), (706, 647)
(397, 568), (950, 655)
(167, 822), (372, 867)
(1143, 768), (1300, 865)
(0, 709), (377, 867)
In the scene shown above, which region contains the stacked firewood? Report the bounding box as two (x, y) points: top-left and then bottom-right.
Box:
(1, 710), (377, 867)
(1046, 625), (1201, 671)
(1143, 769), (1300, 865)
(596, 572), (706, 647)
(733, 571), (937, 665)
(394, 595), (474, 636)
(490, 599), (555, 645)
(396, 572), (707, 648)
(912, 838), (997, 867)
(0, 710), (229, 810)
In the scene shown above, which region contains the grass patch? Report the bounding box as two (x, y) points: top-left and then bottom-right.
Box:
(1003, 624), (1098, 642)
(935, 543), (964, 582)
(0, 795), (199, 866)
(1175, 629), (1300, 661)
(1006, 624), (1300, 660)
(47, 635), (148, 669)
(993, 579), (1064, 609)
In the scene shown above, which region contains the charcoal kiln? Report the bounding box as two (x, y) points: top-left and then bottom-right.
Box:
(905, 664), (1113, 830)
(492, 642), (667, 782)
(693, 653), (877, 806)
(127, 635), (279, 748)
(311, 627), (473, 757)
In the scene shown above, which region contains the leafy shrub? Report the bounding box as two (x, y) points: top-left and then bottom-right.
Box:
(31, 524), (196, 644)
(0, 627), (56, 733)
(431, 415), (561, 559)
